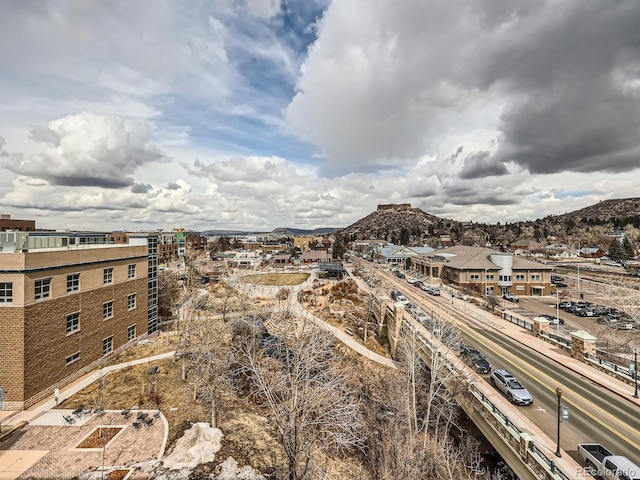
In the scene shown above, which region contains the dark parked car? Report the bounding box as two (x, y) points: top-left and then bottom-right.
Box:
(490, 369), (533, 406)
(460, 346), (491, 374)
(553, 282), (568, 288)
(540, 314), (564, 325)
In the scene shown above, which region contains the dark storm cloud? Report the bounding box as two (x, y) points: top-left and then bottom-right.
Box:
(459, 151), (508, 179)
(443, 183), (518, 206)
(475, 1), (640, 175)
(131, 183), (152, 194)
(408, 185), (437, 198)
(44, 175), (133, 189)
(166, 182), (181, 190)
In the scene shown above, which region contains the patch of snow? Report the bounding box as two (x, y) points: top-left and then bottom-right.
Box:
(161, 422), (223, 470)
(215, 457), (265, 480)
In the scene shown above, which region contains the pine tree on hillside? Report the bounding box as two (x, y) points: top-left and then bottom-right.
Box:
(608, 239), (626, 263)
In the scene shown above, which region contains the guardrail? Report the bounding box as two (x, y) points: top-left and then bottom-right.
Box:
(585, 352), (635, 384)
(539, 331), (572, 350)
(504, 312), (534, 331)
(398, 315), (571, 480)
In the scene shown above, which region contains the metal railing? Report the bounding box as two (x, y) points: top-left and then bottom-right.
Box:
(504, 312), (534, 331)
(398, 316), (570, 480)
(540, 331), (572, 348)
(585, 352), (634, 380)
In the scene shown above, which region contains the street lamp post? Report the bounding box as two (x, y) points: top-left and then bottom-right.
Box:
(577, 240), (581, 290)
(555, 387), (562, 457)
(634, 347), (638, 399)
(556, 288), (560, 332)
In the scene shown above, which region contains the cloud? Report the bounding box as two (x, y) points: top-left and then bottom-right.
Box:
(6, 112), (168, 188)
(245, 0), (282, 19)
(131, 183), (152, 194)
(0, 135), (7, 157)
(459, 151), (509, 179)
(287, 0), (640, 179)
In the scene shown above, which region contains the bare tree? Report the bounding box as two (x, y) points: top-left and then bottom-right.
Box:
(240, 317), (365, 480)
(188, 314), (237, 428)
(485, 294), (499, 311)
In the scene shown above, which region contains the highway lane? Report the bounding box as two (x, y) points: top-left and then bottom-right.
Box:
(374, 268), (640, 466)
(464, 326), (640, 464)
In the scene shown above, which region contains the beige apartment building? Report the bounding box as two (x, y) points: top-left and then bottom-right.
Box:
(0, 231), (158, 410)
(412, 245), (554, 297)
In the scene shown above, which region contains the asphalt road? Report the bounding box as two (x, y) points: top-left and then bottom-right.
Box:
(373, 266), (640, 466)
(462, 326), (640, 465)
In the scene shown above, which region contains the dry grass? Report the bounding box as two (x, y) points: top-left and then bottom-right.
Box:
(58, 339), (284, 474)
(103, 335), (179, 367)
(56, 275), (394, 478)
(241, 273), (310, 286)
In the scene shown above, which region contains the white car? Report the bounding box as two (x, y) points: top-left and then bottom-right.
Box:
(503, 293), (519, 303)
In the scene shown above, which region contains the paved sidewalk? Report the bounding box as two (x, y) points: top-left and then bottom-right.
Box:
(1, 351), (175, 427)
(449, 297), (640, 406)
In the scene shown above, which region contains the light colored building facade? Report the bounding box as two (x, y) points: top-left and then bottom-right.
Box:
(412, 245), (554, 297)
(0, 231), (158, 410)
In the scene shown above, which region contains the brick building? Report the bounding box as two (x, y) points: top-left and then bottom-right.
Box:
(0, 231), (158, 410)
(0, 213), (36, 232)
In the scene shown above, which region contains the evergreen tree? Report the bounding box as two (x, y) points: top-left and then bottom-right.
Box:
(608, 239), (626, 263)
(623, 236), (636, 259)
(332, 231), (346, 259)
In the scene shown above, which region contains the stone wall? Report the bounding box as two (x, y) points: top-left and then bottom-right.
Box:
(377, 203), (412, 211)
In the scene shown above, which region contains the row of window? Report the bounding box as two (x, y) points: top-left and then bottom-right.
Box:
(66, 294), (136, 334)
(65, 325), (136, 366)
(1, 264), (138, 303)
(469, 273), (542, 281)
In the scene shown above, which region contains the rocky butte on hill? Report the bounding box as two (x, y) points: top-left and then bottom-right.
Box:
(554, 197), (640, 224)
(341, 203), (453, 241)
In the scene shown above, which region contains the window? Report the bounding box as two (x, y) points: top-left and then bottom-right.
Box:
(515, 274), (525, 281)
(128, 264), (136, 279)
(486, 274), (494, 280)
(66, 312), (80, 334)
(470, 274), (479, 281)
(0, 282), (12, 303)
(65, 351), (80, 366)
(531, 274), (540, 281)
(103, 301), (113, 319)
(128, 293), (136, 310)
(499, 275), (512, 282)
(102, 336), (113, 355)
(35, 278), (51, 300)
(127, 325), (136, 341)
(66, 273), (80, 293)
(103, 267), (113, 284)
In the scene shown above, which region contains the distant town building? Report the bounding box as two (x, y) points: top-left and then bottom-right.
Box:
(0, 213), (36, 232)
(412, 245), (554, 297)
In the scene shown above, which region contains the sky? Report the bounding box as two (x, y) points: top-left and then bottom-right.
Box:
(1, 0), (640, 233)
